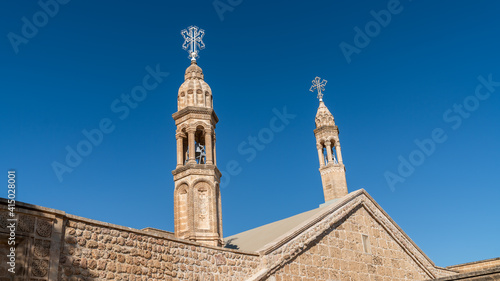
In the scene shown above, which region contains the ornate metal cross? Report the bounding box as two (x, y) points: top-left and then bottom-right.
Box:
(181, 26), (206, 61)
(310, 76), (328, 101)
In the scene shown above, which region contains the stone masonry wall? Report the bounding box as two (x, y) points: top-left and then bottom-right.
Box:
(0, 201), (64, 281)
(430, 267), (500, 281)
(59, 215), (260, 281)
(0, 200), (260, 281)
(447, 258), (500, 274)
(266, 206), (432, 281)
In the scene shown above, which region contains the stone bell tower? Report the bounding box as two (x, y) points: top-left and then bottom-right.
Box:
(172, 26), (222, 247)
(310, 77), (348, 202)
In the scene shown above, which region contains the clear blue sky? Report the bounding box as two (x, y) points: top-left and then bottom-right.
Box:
(1, 0), (499, 267)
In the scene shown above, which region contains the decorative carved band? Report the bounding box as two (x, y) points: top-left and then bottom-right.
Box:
(172, 106), (219, 123)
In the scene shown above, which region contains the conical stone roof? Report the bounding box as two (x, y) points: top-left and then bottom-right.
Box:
(315, 101), (335, 128)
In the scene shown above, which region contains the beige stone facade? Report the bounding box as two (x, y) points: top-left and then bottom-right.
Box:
(236, 190), (456, 281)
(267, 206), (431, 280)
(1, 60), (498, 281)
(4, 190), (492, 281)
(264, 205), (448, 281)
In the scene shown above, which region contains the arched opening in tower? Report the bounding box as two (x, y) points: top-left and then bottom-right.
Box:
(194, 128), (207, 164)
(322, 142), (339, 165)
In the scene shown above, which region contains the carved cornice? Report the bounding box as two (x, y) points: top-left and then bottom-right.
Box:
(172, 164), (222, 179)
(172, 106), (219, 124)
(313, 125), (338, 135)
(319, 164), (345, 175)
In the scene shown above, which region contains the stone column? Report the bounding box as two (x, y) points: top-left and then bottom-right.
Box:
(188, 129), (196, 164)
(335, 142), (343, 164)
(213, 134), (217, 165)
(176, 133), (184, 168)
(325, 140), (333, 163)
(205, 129), (213, 164)
(317, 143), (325, 167)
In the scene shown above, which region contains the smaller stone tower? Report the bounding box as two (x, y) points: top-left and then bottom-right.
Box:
(310, 77), (348, 202)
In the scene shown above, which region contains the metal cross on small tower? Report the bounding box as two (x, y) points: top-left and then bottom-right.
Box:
(310, 76), (328, 102)
(181, 26), (206, 61)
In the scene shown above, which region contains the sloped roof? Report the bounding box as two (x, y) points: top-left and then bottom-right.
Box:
(224, 198), (342, 252)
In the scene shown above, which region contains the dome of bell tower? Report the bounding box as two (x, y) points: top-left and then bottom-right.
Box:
(185, 61), (204, 80)
(177, 61), (212, 110)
